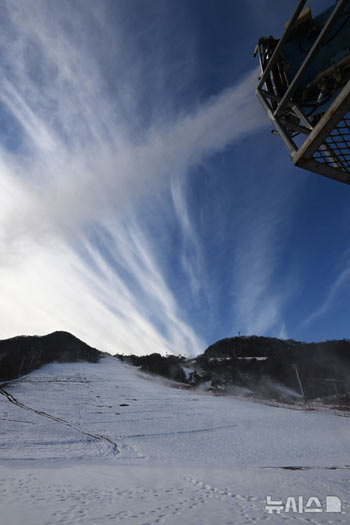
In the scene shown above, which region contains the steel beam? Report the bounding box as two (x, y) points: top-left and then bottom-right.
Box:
(256, 89), (297, 155)
(274, 0), (348, 117)
(292, 80), (350, 164)
(297, 158), (350, 184)
(256, 0), (306, 92)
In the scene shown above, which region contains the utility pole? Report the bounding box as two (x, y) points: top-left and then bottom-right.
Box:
(17, 356), (26, 377)
(28, 353), (35, 373)
(292, 363), (305, 402)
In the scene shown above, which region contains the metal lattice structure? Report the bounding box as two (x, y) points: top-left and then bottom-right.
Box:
(313, 113), (350, 171)
(255, 0), (350, 184)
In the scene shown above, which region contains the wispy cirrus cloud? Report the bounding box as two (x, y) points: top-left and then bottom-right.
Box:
(229, 174), (297, 339)
(0, 0), (268, 355)
(301, 267), (350, 328)
(170, 174), (205, 296)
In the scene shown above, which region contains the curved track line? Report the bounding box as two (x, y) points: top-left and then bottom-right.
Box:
(0, 386), (120, 455)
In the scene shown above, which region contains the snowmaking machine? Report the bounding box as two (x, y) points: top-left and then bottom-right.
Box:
(255, 0), (350, 184)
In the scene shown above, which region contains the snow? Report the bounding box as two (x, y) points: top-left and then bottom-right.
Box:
(181, 366), (193, 380)
(237, 356), (268, 360)
(0, 355), (349, 523)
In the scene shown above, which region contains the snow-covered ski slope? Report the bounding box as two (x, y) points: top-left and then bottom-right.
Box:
(0, 356), (349, 524)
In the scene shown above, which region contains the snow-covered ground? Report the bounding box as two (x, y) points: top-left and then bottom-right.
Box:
(0, 356), (349, 524)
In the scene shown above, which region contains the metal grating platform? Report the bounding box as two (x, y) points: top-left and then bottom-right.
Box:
(291, 81), (350, 184)
(313, 113), (350, 173)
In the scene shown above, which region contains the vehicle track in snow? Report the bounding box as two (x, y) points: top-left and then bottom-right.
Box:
(0, 385), (120, 456)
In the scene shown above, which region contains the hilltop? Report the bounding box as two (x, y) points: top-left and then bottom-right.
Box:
(2, 331), (350, 407)
(0, 331), (102, 381)
(119, 335), (350, 405)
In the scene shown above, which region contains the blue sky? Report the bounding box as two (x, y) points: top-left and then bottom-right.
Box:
(0, 0), (349, 356)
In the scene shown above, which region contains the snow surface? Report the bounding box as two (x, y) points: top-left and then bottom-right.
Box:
(0, 355), (349, 524)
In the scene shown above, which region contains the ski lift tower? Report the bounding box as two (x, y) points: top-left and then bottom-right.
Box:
(255, 0), (350, 184)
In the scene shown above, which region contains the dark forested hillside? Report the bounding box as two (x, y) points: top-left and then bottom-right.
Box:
(0, 331), (102, 381)
(198, 336), (350, 400)
(2, 331), (350, 406)
(119, 336), (350, 404)
(117, 353), (186, 383)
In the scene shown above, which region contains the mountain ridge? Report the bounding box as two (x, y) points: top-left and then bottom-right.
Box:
(0, 331), (103, 381)
(2, 331), (350, 406)
(118, 334), (350, 404)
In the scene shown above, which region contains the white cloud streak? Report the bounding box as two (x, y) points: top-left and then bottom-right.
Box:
(302, 267), (350, 327)
(230, 178), (295, 338)
(0, 0), (267, 355)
